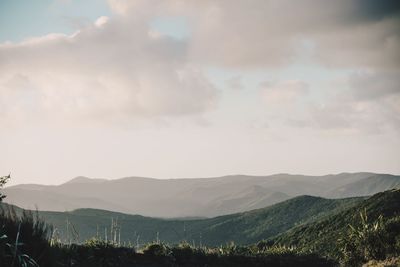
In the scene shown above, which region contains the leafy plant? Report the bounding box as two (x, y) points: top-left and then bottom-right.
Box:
(142, 242), (171, 257)
(0, 174), (10, 202)
(0, 175), (53, 267)
(338, 209), (399, 266)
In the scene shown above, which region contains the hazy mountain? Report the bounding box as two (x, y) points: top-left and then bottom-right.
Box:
(198, 185), (291, 217)
(327, 174), (400, 198)
(3, 173), (399, 217)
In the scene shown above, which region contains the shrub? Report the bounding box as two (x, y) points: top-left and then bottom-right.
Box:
(0, 174), (10, 202)
(338, 210), (400, 266)
(142, 242), (171, 257)
(0, 174), (54, 267)
(0, 209), (52, 267)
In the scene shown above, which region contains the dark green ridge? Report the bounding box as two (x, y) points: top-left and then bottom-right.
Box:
(272, 189), (400, 257)
(1, 194), (364, 246)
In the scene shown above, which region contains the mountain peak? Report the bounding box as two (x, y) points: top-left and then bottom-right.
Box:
(64, 176), (107, 184)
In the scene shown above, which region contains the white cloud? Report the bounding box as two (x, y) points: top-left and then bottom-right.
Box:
(260, 80), (308, 105)
(0, 13), (217, 125)
(226, 76), (244, 91)
(1, 0), (399, 134)
(94, 16), (109, 27)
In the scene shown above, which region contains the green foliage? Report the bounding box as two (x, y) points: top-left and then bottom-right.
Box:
(3, 224), (40, 267)
(1, 179), (398, 266)
(272, 189), (400, 259)
(84, 237), (115, 248)
(142, 242), (171, 257)
(338, 210), (400, 266)
(35, 194), (363, 247)
(0, 174), (50, 267)
(0, 209), (52, 267)
(0, 211), (336, 267)
(0, 174), (10, 201)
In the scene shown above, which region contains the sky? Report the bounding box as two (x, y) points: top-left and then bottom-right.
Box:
(1, 0), (400, 185)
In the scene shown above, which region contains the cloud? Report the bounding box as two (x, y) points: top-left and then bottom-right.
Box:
(313, 16), (400, 70)
(260, 80), (308, 106)
(181, 0), (400, 69)
(349, 71), (400, 100)
(226, 76), (244, 91)
(306, 71), (400, 133)
(257, 80), (310, 129)
(0, 13), (217, 124)
(256, 73), (400, 134)
(1, 0), (399, 133)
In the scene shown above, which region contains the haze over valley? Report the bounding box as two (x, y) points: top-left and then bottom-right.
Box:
(4, 172), (399, 217)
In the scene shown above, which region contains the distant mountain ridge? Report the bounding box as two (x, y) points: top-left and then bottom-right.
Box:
(3, 172), (399, 217)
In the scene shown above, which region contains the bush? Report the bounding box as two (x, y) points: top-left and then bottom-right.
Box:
(0, 174), (59, 267)
(142, 242), (171, 257)
(0, 208), (53, 267)
(338, 210), (400, 266)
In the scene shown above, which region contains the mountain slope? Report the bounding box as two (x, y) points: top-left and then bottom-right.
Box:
(0, 194), (363, 247)
(4, 173), (398, 217)
(184, 195), (364, 246)
(2, 189), (398, 254)
(272, 189), (400, 257)
(198, 185), (291, 217)
(328, 174), (400, 198)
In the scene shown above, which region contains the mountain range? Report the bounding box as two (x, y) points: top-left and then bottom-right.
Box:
(3, 172), (400, 217)
(2, 189), (398, 255)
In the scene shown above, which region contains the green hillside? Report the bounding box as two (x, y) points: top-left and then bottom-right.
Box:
(272, 189), (400, 257)
(182, 195), (363, 245)
(1, 190), (399, 266)
(3, 194), (363, 247)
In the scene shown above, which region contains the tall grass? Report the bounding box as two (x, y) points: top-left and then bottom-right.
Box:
(338, 210), (400, 266)
(0, 206), (53, 267)
(0, 208), (336, 267)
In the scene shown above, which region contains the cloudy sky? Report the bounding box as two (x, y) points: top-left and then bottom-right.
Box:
(1, 0), (399, 185)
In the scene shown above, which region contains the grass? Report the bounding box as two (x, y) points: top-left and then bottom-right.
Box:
(0, 206), (336, 267)
(0, 174), (398, 267)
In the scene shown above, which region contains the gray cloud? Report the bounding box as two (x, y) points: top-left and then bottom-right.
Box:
(307, 71), (400, 133)
(182, 0), (400, 69)
(349, 71), (400, 100)
(354, 0), (400, 22)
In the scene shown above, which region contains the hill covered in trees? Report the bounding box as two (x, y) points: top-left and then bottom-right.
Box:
(2, 194), (363, 247)
(272, 189), (400, 258)
(1, 171), (399, 266)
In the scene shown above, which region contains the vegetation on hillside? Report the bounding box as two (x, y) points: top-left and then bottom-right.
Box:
(29, 195), (364, 246)
(0, 210), (334, 267)
(272, 189), (400, 264)
(0, 174), (333, 266)
(338, 211), (400, 266)
(1, 174), (399, 266)
(0, 174), (10, 201)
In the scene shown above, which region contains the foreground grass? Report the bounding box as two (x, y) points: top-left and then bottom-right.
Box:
(0, 207), (335, 267)
(1, 205), (399, 267)
(46, 241), (336, 267)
